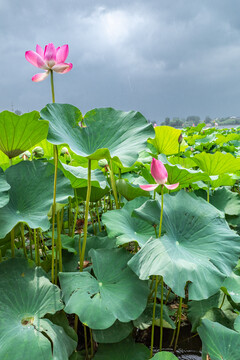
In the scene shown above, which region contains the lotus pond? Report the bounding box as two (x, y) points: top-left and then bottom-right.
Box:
(1, 107), (240, 360)
(0, 40), (240, 360)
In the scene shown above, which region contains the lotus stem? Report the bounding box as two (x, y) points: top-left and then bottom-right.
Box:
(150, 275), (158, 357)
(60, 207), (65, 233)
(158, 186), (164, 237)
(160, 276), (164, 351)
(80, 159), (91, 272)
(72, 189), (79, 237)
(84, 325), (89, 359)
(90, 207), (96, 235)
(68, 197), (72, 236)
(90, 328), (94, 358)
(207, 181), (210, 203)
(9, 158), (12, 167)
(57, 211), (62, 272)
(74, 314), (78, 333)
(219, 293), (226, 309)
(10, 228), (15, 257)
(50, 70), (55, 103)
(20, 223), (27, 259)
(174, 297), (183, 352)
(0, 250), (2, 262)
(33, 229), (37, 264)
(51, 144), (58, 284)
(28, 226), (33, 260)
(109, 158), (119, 209)
(165, 288), (172, 304)
(96, 203), (101, 232)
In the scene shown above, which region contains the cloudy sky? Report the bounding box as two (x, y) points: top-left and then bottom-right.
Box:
(1, 0), (240, 123)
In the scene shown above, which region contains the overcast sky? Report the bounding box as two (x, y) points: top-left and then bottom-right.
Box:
(1, 0), (240, 122)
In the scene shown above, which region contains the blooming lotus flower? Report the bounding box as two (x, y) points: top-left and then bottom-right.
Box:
(25, 43), (73, 82)
(140, 158), (179, 191)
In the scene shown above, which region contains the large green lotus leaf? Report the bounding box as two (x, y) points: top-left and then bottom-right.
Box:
(92, 320), (133, 343)
(116, 179), (150, 201)
(0, 168), (10, 208)
(0, 258), (76, 360)
(216, 133), (240, 145)
(40, 104), (154, 167)
(59, 161), (107, 189)
(128, 191), (240, 300)
(222, 269), (240, 303)
(93, 337), (149, 360)
(210, 173), (236, 189)
(59, 248), (149, 329)
(0, 110), (48, 159)
(198, 319), (240, 360)
(192, 151), (240, 175)
(102, 197), (155, 247)
(168, 155), (197, 169)
(148, 126), (187, 155)
(152, 352), (178, 360)
(0, 160), (73, 238)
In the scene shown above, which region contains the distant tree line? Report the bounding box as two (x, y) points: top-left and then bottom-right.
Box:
(158, 115), (240, 128)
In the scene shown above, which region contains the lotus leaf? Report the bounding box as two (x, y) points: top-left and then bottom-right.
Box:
(40, 104), (154, 167)
(128, 191), (240, 300)
(59, 248), (149, 329)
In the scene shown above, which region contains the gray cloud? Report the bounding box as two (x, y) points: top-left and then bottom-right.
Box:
(1, 0), (240, 122)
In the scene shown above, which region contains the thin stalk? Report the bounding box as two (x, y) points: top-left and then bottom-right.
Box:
(51, 144), (58, 284)
(74, 314), (78, 333)
(28, 227), (33, 260)
(68, 197), (72, 236)
(154, 225), (158, 238)
(84, 325), (89, 359)
(159, 276), (164, 351)
(60, 207), (65, 233)
(207, 181), (210, 203)
(72, 189), (79, 237)
(90, 207), (96, 235)
(33, 229), (37, 264)
(36, 229), (40, 266)
(80, 159), (91, 272)
(9, 158), (12, 167)
(20, 223), (27, 258)
(96, 204), (101, 232)
(57, 211), (62, 272)
(174, 297), (183, 352)
(118, 168), (121, 204)
(219, 293), (226, 309)
(150, 276), (158, 357)
(50, 70), (55, 103)
(90, 328), (94, 358)
(165, 288), (172, 305)
(109, 158), (119, 209)
(11, 228), (15, 257)
(158, 185), (164, 237)
(0, 250), (2, 262)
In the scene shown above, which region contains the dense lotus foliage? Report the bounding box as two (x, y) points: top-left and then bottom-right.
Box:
(1, 105), (240, 360)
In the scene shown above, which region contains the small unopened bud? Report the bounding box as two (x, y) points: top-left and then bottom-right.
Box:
(60, 147), (69, 156)
(178, 133), (183, 144)
(98, 159), (108, 168)
(19, 151), (31, 161)
(32, 146), (44, 158)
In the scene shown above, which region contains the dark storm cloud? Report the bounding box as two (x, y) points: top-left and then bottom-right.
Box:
(1, 0), (240, 122)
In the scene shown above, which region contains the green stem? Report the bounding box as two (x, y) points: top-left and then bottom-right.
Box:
(74, 314), (78, 333)
(174, 297), (183, 352)
(165, 288), (172, 305)
(80, 159), (91, 272)
(158, 186), (164, 237)
(96, 203), (101, 232)
(68, 197), (72, 236)
(84, 325), (89, 359)
(90, 207), (96, 235)
(90, 328), (94, 358)
(159, 276), (164, 351)
(50, 70), (55, 103)
(9, 158), (12, 167)
(0, 249), (2, 262)
(207, 181), (210, 203)
(150, 275), (158, 357)
(109, 158), (119, 209)
(28, 227), (33, 260)
(57, 211), (62, 272)
(36, 229), (40, 266)
(219, 293), (226, 309)
(33, 229), (37, 264)
(51, 144), (58, 284)
(20, 223), (27, 258)
(72, 189), (79, 237)
(11, 228), (15, 257)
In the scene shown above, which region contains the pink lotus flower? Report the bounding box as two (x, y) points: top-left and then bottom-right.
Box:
(25, 43), (73, 82)
(140, 158), (179, 191)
